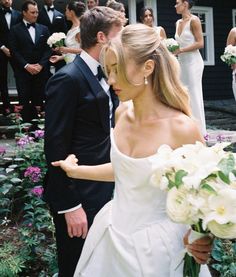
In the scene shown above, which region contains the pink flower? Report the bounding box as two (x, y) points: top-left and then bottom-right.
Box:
(24, 166), (42, 183)
(31, 186), (44, 197)
(0, 146), (6, 156)
(17, 136), (34, 148)
(34, 130), (44, 139)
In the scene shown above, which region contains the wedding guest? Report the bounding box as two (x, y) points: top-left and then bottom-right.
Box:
(0, 0), (21, 115)
(49, 1), (85, 65)
(140, 7), (167, 40)
(174, 0), (206, 135)
(37, 0), (68, 71)
(52, 23), (212, 277)
(44, 7), (122, 276)
(9, 0), (51, 122)
(87, 0), (99, 10)
(226, 27), (236, 100)
(106, 0), (127, 27)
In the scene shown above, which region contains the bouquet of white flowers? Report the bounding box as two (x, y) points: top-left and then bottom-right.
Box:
(150, 142), (236, 277)
(220, 44), (236, 66)
(163, 38), (180, 53)
(47, 32), (66, 48)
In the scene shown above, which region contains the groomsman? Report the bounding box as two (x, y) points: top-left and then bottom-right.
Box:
(0, 0), (21, 115)
(87, 0), (99, 10)
(44, 6), (122, 276)
(37, 0), (68, 71)
(9, 0), (51, 122)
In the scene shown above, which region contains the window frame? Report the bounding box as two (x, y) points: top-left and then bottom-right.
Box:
(191, 6), (215, 66)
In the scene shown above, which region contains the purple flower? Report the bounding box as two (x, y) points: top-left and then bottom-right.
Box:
(24, 166), (42, 183)
(0, 146), (6, 156)
(204, 133), (209, 141)
(34, 130), (44, 139)
(17, 136), (34, 148)
(216, 134), (225, 143)
(31, 186), (44, 197)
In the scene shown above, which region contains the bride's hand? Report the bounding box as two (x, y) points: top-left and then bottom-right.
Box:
(183, 229), (213, 265)
(52, 154), (79, 177)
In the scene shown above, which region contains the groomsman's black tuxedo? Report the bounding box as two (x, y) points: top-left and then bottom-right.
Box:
(37, 6), (68, 71)
(44, 55), (119, 276)
(37, 6), (67, 35)
(9, 21), (51, 121)
(0, 7), (21, 112)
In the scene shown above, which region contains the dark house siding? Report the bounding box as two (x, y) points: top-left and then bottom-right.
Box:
(156, 0), (236, 100)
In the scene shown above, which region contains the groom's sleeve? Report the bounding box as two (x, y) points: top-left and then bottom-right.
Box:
(44, 70), (82, 212)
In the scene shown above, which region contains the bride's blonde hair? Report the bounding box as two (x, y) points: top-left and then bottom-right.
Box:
(101, 24), (191, 116)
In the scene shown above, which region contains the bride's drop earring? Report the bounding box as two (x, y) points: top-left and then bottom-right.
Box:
(144, 76), (148, 85)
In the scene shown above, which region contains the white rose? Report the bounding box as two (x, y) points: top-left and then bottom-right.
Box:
(166, 187), (194, 224)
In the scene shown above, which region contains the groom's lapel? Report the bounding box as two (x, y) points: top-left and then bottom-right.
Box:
(74, 56), (110, 132)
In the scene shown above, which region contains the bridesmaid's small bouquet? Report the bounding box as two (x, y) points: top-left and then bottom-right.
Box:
(163, 38), (180, 53)
(150, 142), (236, 277)
(47, 32), (66, 48)
(221, 44), (236, 66)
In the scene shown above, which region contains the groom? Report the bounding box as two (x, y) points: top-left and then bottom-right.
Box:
(44, 7), (122, 276)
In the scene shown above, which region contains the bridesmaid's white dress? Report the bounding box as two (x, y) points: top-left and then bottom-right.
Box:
(64, 26), (80, 64)
(232, 69), (236, 100)
(175, 19), (206, 135)
(73, 130), (211, 277)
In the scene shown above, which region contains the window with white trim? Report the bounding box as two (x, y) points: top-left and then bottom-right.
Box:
(233, 9), (236, 27)
(192, 6), (215, 66)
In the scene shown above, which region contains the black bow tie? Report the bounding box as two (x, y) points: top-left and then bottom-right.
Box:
(96, 65), (106, 81)
(47, 6), (54, 12)
(27, 22), (36, 29)
(3, 8), (11, 14)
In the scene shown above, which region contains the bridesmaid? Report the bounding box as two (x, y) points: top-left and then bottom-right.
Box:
(140, 7), (167, 40)
(226, 27), (236, 100)
(50, 1), (85, 65)
(174, 0), (206, 135)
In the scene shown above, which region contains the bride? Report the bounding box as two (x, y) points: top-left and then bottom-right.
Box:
(52, 24), (212, 276)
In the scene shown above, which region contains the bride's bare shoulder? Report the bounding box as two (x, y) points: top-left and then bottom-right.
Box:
(171, 113), (204, 146)
(115, 101), (133, 124)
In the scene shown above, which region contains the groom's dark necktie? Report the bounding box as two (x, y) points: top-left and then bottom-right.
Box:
(3, 7), (11, 14)
(96, 65), (106, 81)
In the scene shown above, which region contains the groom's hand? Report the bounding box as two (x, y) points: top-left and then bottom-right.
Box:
(65, 208), (88, 239)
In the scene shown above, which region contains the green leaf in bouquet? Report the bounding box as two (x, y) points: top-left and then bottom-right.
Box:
(201, 182), (217, 194)
(166, 172), (176, 189)
(218, 153), (235, 175)
(218, 171), (230, 184)
(175, 170), (188, 188)
(212, 249), (223, 262)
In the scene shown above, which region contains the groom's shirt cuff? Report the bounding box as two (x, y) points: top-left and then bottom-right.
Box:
(58, 204), (82, 214)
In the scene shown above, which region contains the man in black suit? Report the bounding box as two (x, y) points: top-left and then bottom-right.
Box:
(44, 6), (122, 277)
(37, 0), (68, 72)
(9, 0), (51, 122)
(0, 0), (21, 115)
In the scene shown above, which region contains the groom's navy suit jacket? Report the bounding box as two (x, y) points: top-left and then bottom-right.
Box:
(44, 55), (119, 213)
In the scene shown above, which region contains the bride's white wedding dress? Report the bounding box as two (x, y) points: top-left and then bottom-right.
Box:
(175, 19), (206, 135)
(74, 130), (211, 276)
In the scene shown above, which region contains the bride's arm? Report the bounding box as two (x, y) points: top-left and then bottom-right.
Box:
(52, 155), (114, 182)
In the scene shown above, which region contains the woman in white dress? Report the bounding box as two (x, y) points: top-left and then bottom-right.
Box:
(50, 1), (85, 65)
(226, 27), (236, 100)
(174, 0), (206, 135)
(140, 7), (167, 40)
(52, 24), (212, 277)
